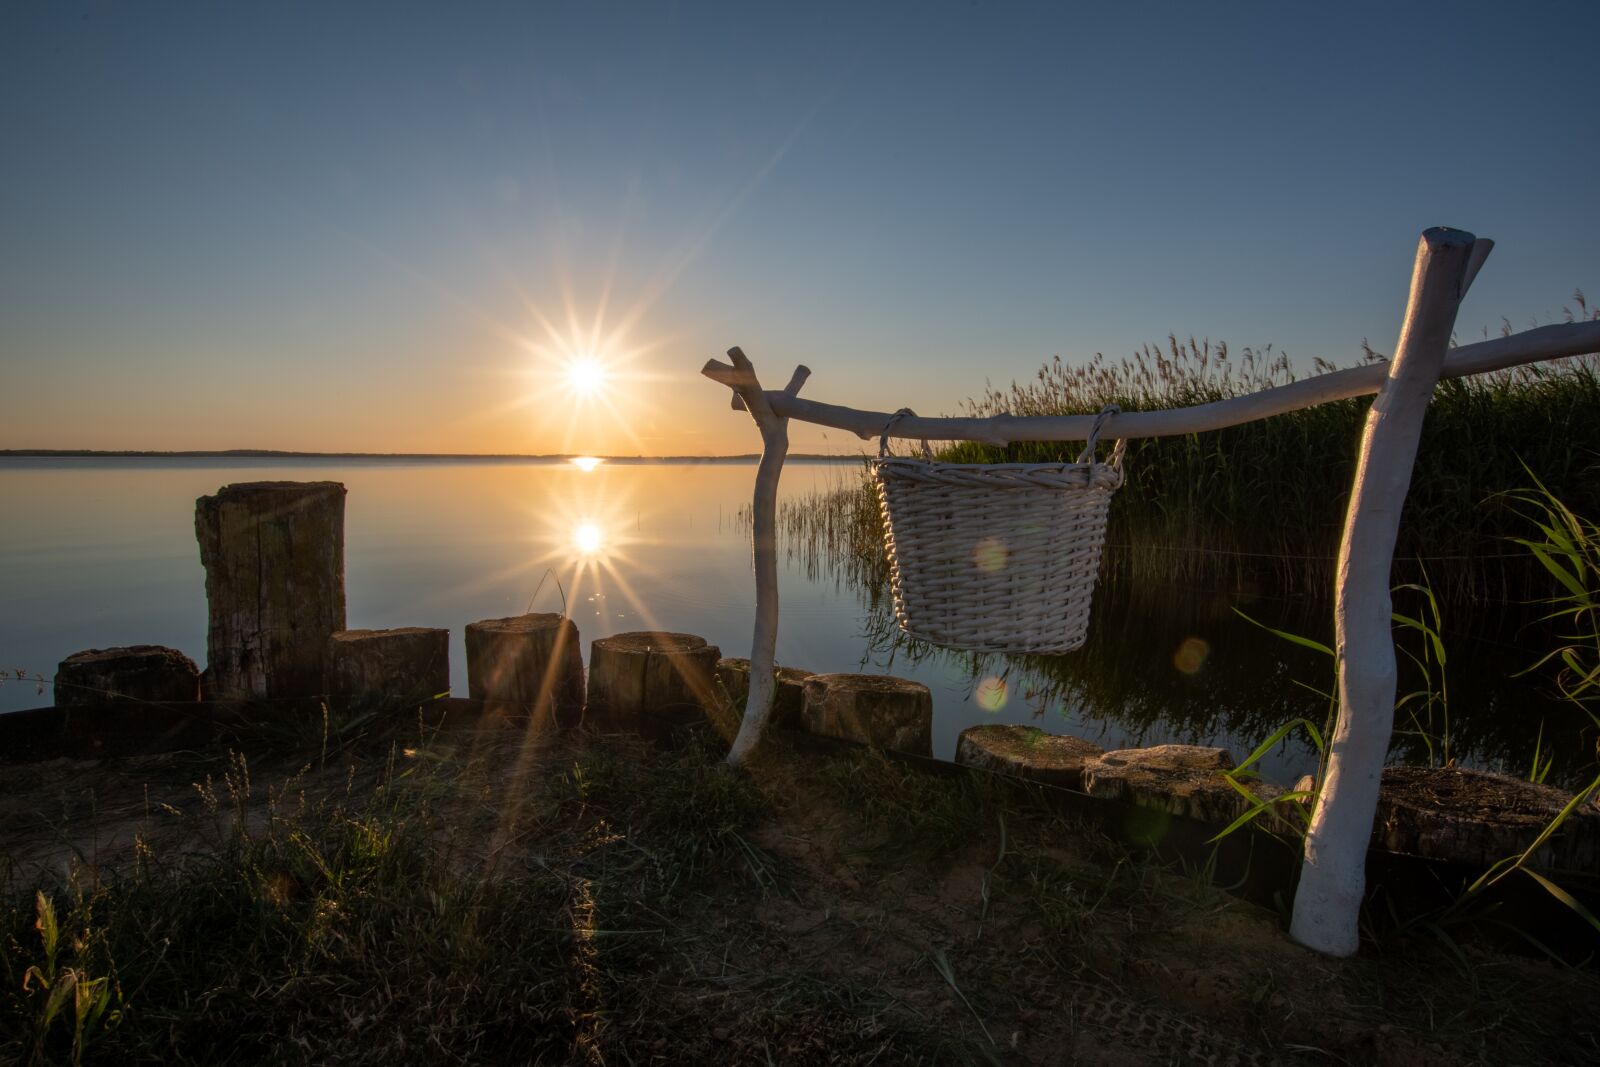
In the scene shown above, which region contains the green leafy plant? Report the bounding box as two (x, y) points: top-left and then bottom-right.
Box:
(1501, 470), (1600, 784)
(1215, 586), (1454, 845)
(1211, 715), (1326, 843)
(18, 892), (122, 1067)
(1528, 719), (1555, 784)
(1511, 473), (1600, 725)
(1226, 482), (1600, 949)
(1472, 477), (1600, 936)
(1392, 579), (1452, 768)
(1455, 772), (1600, 939)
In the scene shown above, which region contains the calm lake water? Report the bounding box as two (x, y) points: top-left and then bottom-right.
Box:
(1, 457), (1590, 787)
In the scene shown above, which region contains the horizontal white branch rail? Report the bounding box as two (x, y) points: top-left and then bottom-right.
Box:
(706, 318), (1600, 446)
(704, 227), (1598, 961)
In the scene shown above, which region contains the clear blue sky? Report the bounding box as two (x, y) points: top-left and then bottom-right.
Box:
(3, 1), (1595, 454)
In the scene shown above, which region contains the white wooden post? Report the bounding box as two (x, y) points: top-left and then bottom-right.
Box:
(701, 348), (810, 765)
(1289, 228), (1491, 956)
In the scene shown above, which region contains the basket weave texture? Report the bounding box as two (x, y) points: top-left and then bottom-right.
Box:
(872, 410), (1124, 655)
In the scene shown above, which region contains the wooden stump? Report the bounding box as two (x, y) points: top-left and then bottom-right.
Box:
(955, 724), (1103, 790)
(326, 628), (449, 710)
(465, 614), (583, 725)
(715, 657), (813, 731)
(1374, 766), (1600, 874)
(586, 632), (721, 737)
(54, 646), (200, 707)
(801, 673), (932, 757)
(195, 481), (346, 701)
(1081, 745), (1277, 828)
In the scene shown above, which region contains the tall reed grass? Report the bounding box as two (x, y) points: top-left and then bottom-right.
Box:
(935, 293), (1600, 603)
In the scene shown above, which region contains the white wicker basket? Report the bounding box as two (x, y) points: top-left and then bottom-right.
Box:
(871, 406), (1125, 654)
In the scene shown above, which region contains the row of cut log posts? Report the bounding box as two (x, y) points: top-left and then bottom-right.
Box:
(183, 481), (932, 751)
(464, 624), (935, 751)
(702, 227), (1600, 956)
(62, 480), (938, 754)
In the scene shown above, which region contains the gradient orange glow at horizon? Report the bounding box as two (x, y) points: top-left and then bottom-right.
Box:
(5, 6), (1591, 458)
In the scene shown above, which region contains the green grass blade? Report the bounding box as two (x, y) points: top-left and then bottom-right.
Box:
(1474, 770), (1600, 892)
(1231, 717), (1320, 773)
(1232, 608), (1333, 656)
(1520, 868), (1600, 935)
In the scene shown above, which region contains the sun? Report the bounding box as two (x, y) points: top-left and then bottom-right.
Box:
(498, 302), (666, 456)
(566, 357), (608, 397)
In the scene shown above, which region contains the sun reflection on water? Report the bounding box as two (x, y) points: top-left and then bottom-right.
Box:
(509, 470), (688, 642)
(573, 522), (604, 555)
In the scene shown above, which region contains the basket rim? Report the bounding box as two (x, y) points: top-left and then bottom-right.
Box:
(872, 456), (1117, 474)
(891, 626), (1090, 655)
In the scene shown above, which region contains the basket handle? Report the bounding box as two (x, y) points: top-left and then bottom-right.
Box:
(878, 408), (933, 459)
(1074, 404), (1123, 467)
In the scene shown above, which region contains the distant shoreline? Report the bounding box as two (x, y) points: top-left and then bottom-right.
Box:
(0, 449), (863, 464)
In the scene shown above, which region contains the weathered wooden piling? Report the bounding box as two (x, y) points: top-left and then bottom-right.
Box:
(54, 645), (201, 707)
(195, 481), (346, 701)
(801, 673), (932, 757)
(586, 631), (721, 736)
(465, 613), (584, 723)
(326, 627), (449, 710)
(955, 724), (1103, 790)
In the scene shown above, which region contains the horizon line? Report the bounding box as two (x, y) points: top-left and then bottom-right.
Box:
(0, 448), (866, 462)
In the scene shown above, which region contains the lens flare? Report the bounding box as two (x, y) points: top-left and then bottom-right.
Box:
(973, 536), (1009, 573)
(975, 675), (1008, 711)
(1173, 637), (1210, 675)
